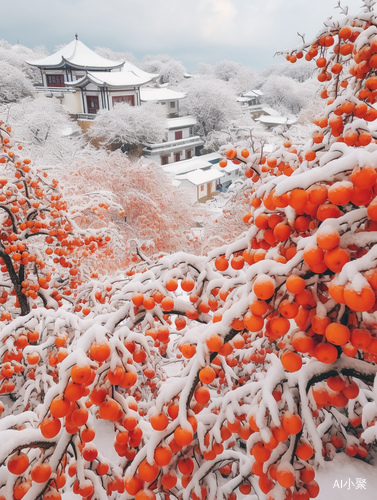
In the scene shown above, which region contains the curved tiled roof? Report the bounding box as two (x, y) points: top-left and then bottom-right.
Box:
(27, 39), (124, 70)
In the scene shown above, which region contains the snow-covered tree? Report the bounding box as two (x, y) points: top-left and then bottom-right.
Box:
(141, 54), (187, 85)
(260, 61), (315, 83)
(61, 150), (204, 270)
(1, 96), (85, 166)
(2, 3), (377, 500)
(202, 59), (260, 94)
(0, 40), (47, 85)
(213, 59), (242, 82)
(87, 101), (167, 149)
(0, 123), (113, 321)
(94, 46), (138, 65)
(180, 77), (240, 137)
(261, 75), (320, 115)
(159, 59), (187, 86)
(0, 62), (34, 103)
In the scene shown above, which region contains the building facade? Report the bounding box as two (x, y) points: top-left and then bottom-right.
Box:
(28, 38), (157, 118)
(28, 38), (204, 164)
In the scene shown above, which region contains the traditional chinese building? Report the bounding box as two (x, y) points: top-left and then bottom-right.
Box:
(28, 38), (203, 163)
(27, 37), (157, 118)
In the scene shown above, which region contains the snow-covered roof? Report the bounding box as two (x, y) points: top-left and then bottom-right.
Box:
(262, 107), (282, 117)
(162, 158), (212, 176)
(213, 162), (240, 174)
(257, 115), (297, 126)
(140, 88), (187, 102)
(27, 39), (124, 70)
(197, 152), (222, 163)
(167, 115), (197, 129)
(243, 90), (264, 97)
(176, 169), (225, 186)
(66, 64), (157, 88)
(237, 97), (251, 102)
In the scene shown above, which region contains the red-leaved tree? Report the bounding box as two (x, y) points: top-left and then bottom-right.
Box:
(2, 2), (377, 500)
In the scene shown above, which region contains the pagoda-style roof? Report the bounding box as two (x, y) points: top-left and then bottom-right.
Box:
(65, 62), (158, 88)
(27, 39), (124, 71)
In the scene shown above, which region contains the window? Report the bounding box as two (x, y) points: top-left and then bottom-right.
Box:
(174, 152), (181, 162)
(170, 102), (175, 108)
(112, 95), (135, 106)
(46, 74), (65, 87)
(175, 131), (183, 140)
(200, 185), (205, 192)
(161, 155), (169, 165)
(185, 149), (192, 159)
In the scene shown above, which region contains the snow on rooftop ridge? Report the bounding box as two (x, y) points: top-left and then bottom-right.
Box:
(66, 67), (157, 88)
(27, 39), (124, 70)
(161, 154), (221, 176)
(261, 107), (283, 117)
(197, 152), (222, 162)
(121, 61), (158, 79)
(243, 90), (264, 97)
(176, 169), (225, 186)
(167, 116), (197, 129)
(162, 158), (213, 176)
(257, 115), (297, 126)
(140, 88), (187, 102)
(213, 162), (240, 174)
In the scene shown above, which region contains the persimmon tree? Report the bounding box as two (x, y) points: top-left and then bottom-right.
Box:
(0, 122), (114, 393)
(3, 2), (377, 500)
(61, 150), (204, 270)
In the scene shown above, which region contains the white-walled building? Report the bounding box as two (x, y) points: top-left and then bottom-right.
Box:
(64, 66), (157, 117)
(160, 153), (240, 203)
(237, 90), (264, 117)
(143, 115), (203, 165)
(176, 169), (224, 203)
(213, 162), (242, 191)
(27, 38), (157, 117)
(140, 87), (186, 117)
(28, 38), (203, 163)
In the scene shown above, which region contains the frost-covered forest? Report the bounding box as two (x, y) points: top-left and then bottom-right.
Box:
(1, 1), (377, 500)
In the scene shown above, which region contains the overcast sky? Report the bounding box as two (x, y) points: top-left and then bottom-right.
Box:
(0, 0), (368, 71)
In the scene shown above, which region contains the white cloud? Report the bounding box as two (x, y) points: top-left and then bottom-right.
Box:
(199, 0), (237, 38)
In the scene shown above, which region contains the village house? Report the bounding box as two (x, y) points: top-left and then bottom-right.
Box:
(140, 88), (204, 164)
(237, 90), (264, 118)
(160, 152), (241, 203)
(142, 114), (204, 165)
(237, 90), (297, 127)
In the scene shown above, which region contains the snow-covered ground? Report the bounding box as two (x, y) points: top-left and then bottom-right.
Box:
(315, 454), (377, 500)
